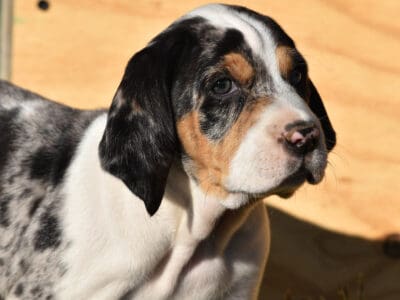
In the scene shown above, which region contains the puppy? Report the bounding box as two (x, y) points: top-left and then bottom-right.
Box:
(0, 4), (335, 300)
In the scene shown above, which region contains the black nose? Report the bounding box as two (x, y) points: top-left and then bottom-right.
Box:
(283, 121), (320, 155)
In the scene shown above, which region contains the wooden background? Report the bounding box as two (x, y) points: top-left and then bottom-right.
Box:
(11, 1), (400, 299)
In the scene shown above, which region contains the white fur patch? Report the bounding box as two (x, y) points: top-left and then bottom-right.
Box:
(57, 113), (268, 299)
(58, 115), (180, 298)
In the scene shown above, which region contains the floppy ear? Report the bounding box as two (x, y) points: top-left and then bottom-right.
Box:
(307, 79), (336, 151)
(98, 24), (197, 216)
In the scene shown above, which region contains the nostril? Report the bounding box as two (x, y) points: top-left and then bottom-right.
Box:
(298, 126), (315, 137)
(299, 126), (320, 141)
(288, 131), (305, 145)
(283, 122), (320, 155)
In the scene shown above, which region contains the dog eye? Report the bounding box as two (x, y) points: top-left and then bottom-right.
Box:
(289, 69), (302, 86)
(212, 78), (235, 95)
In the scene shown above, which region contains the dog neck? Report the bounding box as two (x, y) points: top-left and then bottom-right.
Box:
(76, 114), (254, 243)
(165, 161), (255, 242)
(141, 162), (256, 297)
(63, 114), (260, 298)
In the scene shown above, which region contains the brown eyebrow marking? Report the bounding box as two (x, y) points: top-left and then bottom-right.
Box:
(223, 53), (254, 84)
(276, 45), (294, 78)
(276, 46), (307, 79)
(131, 99), (143, 113)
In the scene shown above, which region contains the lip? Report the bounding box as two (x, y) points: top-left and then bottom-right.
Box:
(225, 157), (326, 200)
(279, 166), (308, 188)
(275, 148), (329, 198)
(273, 165), (317, 198)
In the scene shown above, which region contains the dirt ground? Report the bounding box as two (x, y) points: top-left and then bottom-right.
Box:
(10, 0), (400, 298)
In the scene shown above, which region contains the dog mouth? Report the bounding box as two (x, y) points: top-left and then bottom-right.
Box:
(274, 167), (307, 197)
(274, 162), (324, 198)
(224, 153), (327, 201)
(240, 167), (315, 200)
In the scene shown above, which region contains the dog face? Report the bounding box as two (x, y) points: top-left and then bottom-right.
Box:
(99, 4), (336, 215)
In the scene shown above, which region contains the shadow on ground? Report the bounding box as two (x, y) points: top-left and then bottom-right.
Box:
(260, 206), (400, 300)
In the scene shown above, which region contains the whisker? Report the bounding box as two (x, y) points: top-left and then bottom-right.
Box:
(328, 144), (350, 166)
(327, 160), (339, 189)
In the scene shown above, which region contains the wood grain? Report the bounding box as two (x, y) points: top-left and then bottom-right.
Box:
(12, 0), (400, 298)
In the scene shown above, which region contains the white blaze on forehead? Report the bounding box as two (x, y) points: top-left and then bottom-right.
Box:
(185, 4), (283, 87)
(186, 4), (267, 52)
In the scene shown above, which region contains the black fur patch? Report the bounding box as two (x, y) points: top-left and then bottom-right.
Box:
(199, 92), (245, 140)
(307, 80), (336, 150)
(27, 107), (86, 186)
(14, 283), (24, 296)
(99, 17), (205, 215)
(228, 5), (295, 48)
(34, 211), (61, 251)
(29, 196), (44, 217)
(31, 286), (42, 297)
(29, 141), (75, 186)
(30, 148), (54, 181)
(19, 259), (28, 273)
(0, 109), (19, 227)
(0, 108), (18, 172)
(286, 50), (309, 98)
(215, 29), (245, 57)
(0, 195), (12, 227)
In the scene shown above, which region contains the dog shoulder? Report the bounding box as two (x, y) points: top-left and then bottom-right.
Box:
(0, 81), (106, 296)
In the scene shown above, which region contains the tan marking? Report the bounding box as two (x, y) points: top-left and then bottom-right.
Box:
(131, 99), (143, 113)
(276, 46), (294, 78)
(177, 98), (269, 198)
(223, 53), (254, 85)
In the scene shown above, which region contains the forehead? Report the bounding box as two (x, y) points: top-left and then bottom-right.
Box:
(185, 4), (295, 70)
(182, 4), (301, 96)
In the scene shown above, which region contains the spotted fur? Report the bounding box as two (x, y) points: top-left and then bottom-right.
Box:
(0, 4), (335, 300)
(0, 81), (103, 299)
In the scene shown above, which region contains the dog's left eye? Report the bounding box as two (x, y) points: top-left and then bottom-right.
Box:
(212, 78), (237, 95)
(289, 69), (302, 86)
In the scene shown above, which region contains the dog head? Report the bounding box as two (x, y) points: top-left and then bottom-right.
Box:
(99, 4), (336, 215)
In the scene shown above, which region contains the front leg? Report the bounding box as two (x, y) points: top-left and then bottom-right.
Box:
(223, 202), (270, 300)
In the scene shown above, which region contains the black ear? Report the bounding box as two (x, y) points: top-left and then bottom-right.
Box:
(307, 79), (336, 151)
(99, 22), (197, 216)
